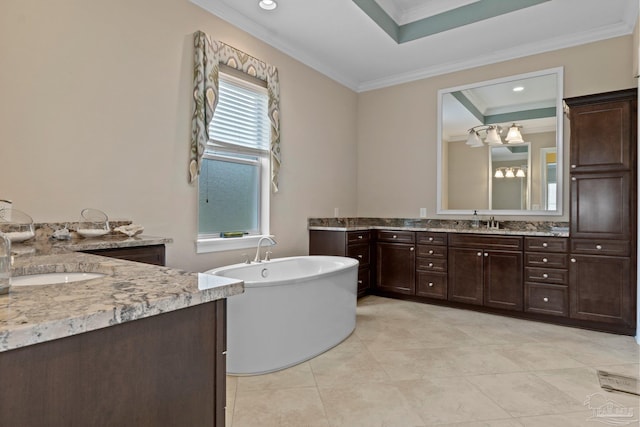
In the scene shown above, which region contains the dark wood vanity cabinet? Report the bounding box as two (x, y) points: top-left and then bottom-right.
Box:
(376, 230), (415, 295)
(82, 244), (166, 266)
(415, 232), (448, 299)
(524, 237), (569, 317)
(448, 234), (523, 311)
(309, 229), (371, 296)
(565, 89), (637, 333)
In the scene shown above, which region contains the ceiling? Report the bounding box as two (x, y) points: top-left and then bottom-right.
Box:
(191, 0), (638, 92)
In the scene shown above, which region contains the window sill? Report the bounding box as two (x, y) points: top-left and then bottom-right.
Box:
(196, 234), (270, 254)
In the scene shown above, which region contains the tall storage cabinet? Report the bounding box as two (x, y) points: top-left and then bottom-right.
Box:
(564, 89), (637, 333)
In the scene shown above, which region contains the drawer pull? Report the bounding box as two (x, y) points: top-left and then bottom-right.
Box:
(358, 235), (363, 239)
(393, 234), (397, 239)
(543, 297), (549, 302)
(484, 252), (489, 257)
(571, 164), (576, 169)
(571, 177), (576, 181)
(595, 244), (602, 250)
(428, 250), (434, 255)
(571, 258), (576, 263)
(357, 254), (363, 259)
(428, 263), (434, 268)
(542, 258), (548, 263)
(358, 280), (363, 284)
(428, 237), (434, 242)
(542, 273), (549, 279)
(428, 282), (434, 287)
(542, 242), (548, 248)
(410, 247), (414, 251)
(477, 252), (482, 257)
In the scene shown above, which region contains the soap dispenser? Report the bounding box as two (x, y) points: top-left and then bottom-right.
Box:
(472, 210), (480, 228)
(0, 232), (11, 295)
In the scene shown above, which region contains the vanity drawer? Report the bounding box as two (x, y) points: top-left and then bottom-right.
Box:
(525, 267), (568, 285)
(448, 233), (523, 250)
(377, 230), (415, 243)
(347, 231), (370, 244)
(347, 243), (370, 265)
(416, 272), (447, 300)
(525, 253), (568, 269)
(417, 245), (447, 258)
(525, 283), (569, 317)
(524, 237), (568, 253)
(570, 239), (630, 256)
(357, 267), (370, 295)
(416, 257), (447, 272)
(416, 232), (447, 246)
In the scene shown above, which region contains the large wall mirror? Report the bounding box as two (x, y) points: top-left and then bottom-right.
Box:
(436, 67), (564, 216)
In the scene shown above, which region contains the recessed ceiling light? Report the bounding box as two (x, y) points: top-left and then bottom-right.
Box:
(512, 86), (524, 92)
(259, 0), (277, 10)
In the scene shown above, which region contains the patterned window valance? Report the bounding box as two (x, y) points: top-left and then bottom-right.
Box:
(190, 31), (281, 192)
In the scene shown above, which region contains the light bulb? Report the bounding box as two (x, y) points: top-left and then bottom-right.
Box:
(506, 124), (524, 143)
(505, 168), (515, 178)
(516, 168), (526, 178)
(494, 169), (504, 178)
(259, 0), (277, 10)
(485, 127), (502, 145)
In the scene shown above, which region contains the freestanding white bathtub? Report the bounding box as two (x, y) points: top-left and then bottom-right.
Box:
(207, 256), (358, 375)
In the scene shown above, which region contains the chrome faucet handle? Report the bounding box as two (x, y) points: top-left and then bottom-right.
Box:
(264, 250), (272, 262)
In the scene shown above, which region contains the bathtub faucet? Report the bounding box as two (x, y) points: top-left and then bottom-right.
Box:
(254, 236), (277, 263)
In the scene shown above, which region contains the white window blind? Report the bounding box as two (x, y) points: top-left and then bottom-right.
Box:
(208, 73), (270, 152)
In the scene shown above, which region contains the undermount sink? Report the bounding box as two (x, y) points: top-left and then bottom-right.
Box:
(11, 272), (106, 286)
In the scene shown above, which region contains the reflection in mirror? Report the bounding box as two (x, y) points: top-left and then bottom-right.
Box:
(437, 68), (563, 215)
(490, 143), (531, 210)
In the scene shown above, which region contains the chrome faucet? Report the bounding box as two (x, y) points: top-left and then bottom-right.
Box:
(253, 236), (276, 263)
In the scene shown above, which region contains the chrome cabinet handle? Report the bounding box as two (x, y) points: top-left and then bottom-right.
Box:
(542, 242), (548, 248)
(571, 164), (576, 168)
(542, 258), (548, 263)
(392, 234), (397, 239)
(571, 258), (576, 263)
(410, 247), (414, 251)
(596, 244), (602, 250)
(571, 177), (576, 181)
(428, 250), (434, 255)
(484, 252), (489, 257)
(428, 262), (434, 268)
(542, 273), (549, 279)
(428, 237), (434, 242)
(477, 252), (482, 257)
(358, 235), (363, 239)
(543, 297), (549, 302)
(428, 282), (434, 287)
(358, 280), (363, 284)
(357, 254), (363, 259)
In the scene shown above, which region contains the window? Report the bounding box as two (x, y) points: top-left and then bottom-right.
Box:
(197, 72), (271, 253)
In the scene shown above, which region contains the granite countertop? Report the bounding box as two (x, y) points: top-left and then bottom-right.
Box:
(308, 218), (570, 237)
(0, 235), (243, 353)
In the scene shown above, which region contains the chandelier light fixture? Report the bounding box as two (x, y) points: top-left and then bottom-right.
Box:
(505, 123), (524, 143)
(494, 167), (526, 178)
(466, 125), (503, 148)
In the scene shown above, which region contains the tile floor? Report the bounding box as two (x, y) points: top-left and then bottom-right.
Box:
(226, 296), (640, 427)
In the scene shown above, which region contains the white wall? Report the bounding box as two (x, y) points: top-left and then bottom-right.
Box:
(0, 0), (358, 272)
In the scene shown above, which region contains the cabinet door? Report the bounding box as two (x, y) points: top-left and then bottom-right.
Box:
(568, 98), (633, 172)
(448, 247), (483, 305)
(569, 255), (633, 326)
(376, 242), (415, 295)
(483, 250), (523, 311)
(570, 171), (630, 239)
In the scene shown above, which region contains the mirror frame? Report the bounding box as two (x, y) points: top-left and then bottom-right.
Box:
(436, 67), (564, 216)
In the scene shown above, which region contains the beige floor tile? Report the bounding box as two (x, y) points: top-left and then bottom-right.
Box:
(226, 375), (237, 427)
(235, 361), (317, 391)
(533, 366), (640, 409)
(372, 347), (459, 380)
(232, 387), (329, 427)
(318, 381), (425, 427)
(451, 323), (540, 345)
(517, 409), (633, 427)
(487, 342), (586, 371)
(552, 337), (639, 366)
(397, 377), (512, 425)
(309, 345), (390, 387)
(466, 372), (585, 417)
(435, 418), (524, 426)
